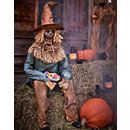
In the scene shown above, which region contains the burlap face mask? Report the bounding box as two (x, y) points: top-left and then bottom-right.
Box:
(43, 29), (60, 53)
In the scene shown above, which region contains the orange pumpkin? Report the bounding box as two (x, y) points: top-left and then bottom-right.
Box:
(77, 50), (84, 60)
(80, 98), (113, 128)
(83, 49), (94, 60)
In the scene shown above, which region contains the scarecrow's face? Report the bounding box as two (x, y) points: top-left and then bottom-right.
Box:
(44, 29), (55, 39)
(43, 29), (60, 53)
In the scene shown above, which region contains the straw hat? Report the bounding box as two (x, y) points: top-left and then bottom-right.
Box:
(34, 1), (64, 32)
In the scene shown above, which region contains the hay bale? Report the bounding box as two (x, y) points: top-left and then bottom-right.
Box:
(72, 60), (116, 106)
(14, 60), (117, 130)
(14, 85), (38, 130)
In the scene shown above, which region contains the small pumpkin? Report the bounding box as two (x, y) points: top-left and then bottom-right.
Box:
(77, 50), (84, 60)
(80, 98), (113, 128)
(83, 49), (94, 60)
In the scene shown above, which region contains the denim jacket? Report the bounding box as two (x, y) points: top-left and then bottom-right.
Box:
(24, 53), (72, 85)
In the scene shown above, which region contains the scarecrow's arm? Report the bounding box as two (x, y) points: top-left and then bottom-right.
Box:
(24, 53), (48, 81)
(58, 57), (72, 80)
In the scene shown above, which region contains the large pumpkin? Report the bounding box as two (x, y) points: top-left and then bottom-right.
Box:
(80, 98), (113, 128)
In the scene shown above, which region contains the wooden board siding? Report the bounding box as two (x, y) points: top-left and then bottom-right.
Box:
(14, 0), (35, 31)
(62, 0), (89, 53)
(14, 31), (34, 86)
(14, 0), (35, 86)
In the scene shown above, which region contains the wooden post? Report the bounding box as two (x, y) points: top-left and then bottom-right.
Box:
(34, 0), (39, 29)
(90, 2), (100, 60)
(87, 0), (92, 49)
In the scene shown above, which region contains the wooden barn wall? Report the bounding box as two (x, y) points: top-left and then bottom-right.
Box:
(14, 0), (35, 86)
(62, 0), (89, 54)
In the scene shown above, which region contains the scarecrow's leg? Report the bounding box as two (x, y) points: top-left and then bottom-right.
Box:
(59, 80), (79, 123)
(33, 80), (49, 128)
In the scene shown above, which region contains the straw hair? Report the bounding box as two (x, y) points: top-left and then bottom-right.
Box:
(28, 29), (66, 63)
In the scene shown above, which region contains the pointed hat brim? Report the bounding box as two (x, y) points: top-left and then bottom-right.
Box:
(34, 23), (64, 32)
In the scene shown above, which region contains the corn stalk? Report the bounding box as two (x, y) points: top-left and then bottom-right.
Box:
(90, 0), (117, 60)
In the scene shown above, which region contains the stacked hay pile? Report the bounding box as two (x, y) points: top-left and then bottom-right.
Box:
(14, 60), (117, 130)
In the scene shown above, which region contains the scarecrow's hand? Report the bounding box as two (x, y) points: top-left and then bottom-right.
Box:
(45, 71), (61, 82)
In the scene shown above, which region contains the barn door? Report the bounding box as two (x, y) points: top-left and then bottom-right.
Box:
(62, 0), (89, 54)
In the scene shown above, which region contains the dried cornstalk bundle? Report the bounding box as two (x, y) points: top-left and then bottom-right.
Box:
(91, 1), (117, 60)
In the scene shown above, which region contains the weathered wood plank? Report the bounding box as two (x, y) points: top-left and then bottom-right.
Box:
(14, 38), (33, 55)
(14, 56), (26, 65)
(34, 0), (39, 29)
(63, 32), (87, 40)
(14, 30), (35, 39)
(79, 0), (84, 26)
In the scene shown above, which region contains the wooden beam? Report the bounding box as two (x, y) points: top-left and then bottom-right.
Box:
(87, 0), (92, 48)
(35, 0), (39, 29)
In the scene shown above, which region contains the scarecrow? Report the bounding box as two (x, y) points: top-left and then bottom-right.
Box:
(24, 1), (81, 130)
